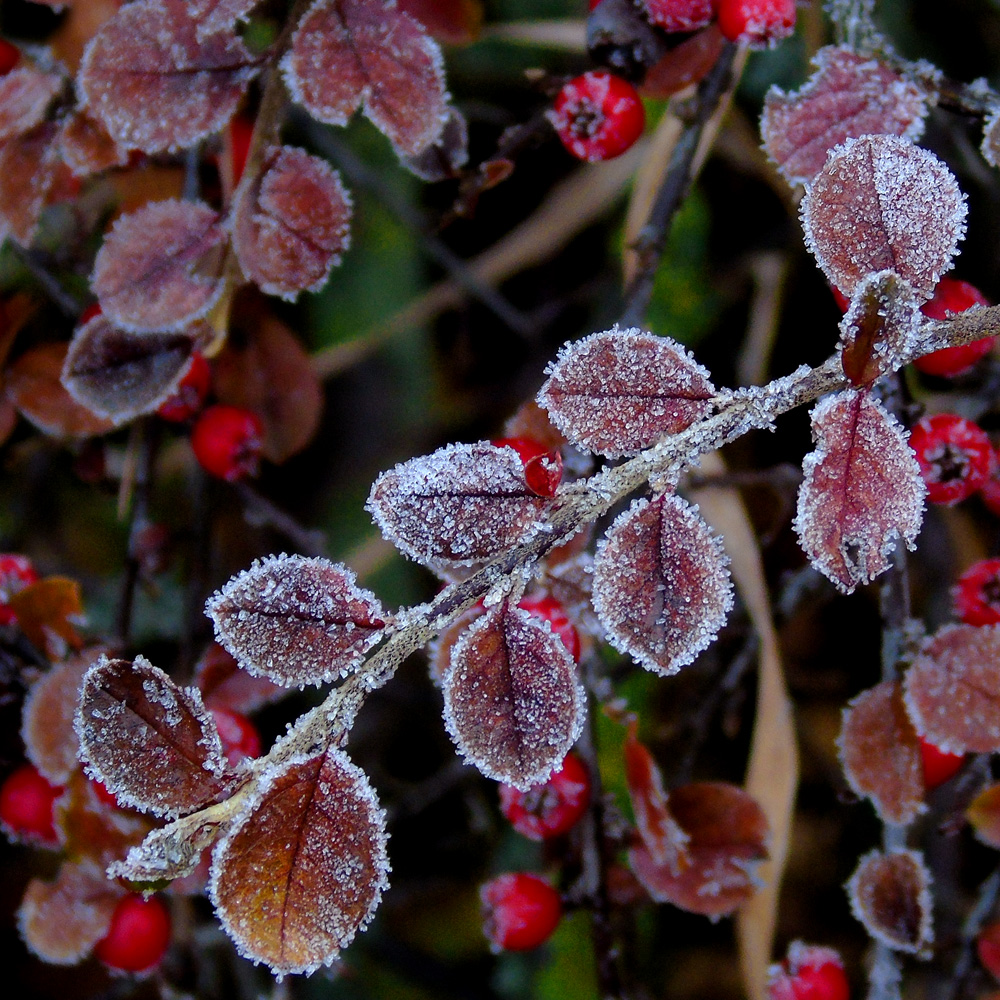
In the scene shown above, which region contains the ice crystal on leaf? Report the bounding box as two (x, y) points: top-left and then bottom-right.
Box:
(981, 105), (1000, 169)
(367, 442), (552, 567)
(903, 624), (1000, 755)
(281, 0), (449, 158)
(592, 494), (733, 675)
(187, 0), (262, 39)
(76, 654), (235, 818)
(92, 199), (226, 333)
(847, 848), (934, 954)
(78, 0), (259, 154)
(0, 124), (61, 247)
(442, 603), (586, 790)
(801, 135), (966, 301)
(838, 680), (925, 825)
(205, 554), (388, 687)
(760, 46), (929, 187)
(794, 390), (924, 593)
(209, 748), (390, 978)
(58, 108), (129, 177)
(231, 145), (352, 301)
(628, 782), (769, 919)
(537, 328), (716, 458)
(0, 67), (62, 145)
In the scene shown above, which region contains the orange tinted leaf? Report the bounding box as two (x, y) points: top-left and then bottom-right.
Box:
(210, 748), (389, 977)
(0, 123), (61, 246)
(195, 643), (287, 714)
(0, 67), (62, 144)
(846, 848), (933, 953)
(967, 783), (1000, 849)
(442, 603), (585, 789)
(58, 107), (129, 177)
(396, 0), (483, 43)
(9, 577), (85, 658)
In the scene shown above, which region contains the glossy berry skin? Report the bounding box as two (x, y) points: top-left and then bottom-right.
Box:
(767, 941), (849, 1000)
(480, 873), (561, 952)
(551, 71), (645, 162)
(914, 278), (993, 377)
(919, 737), (964, 791)
(499, 751), (591, 840)
(518, 594), (581, 662)
(717, 0), (796, 46)
(954, 558), (1000, 627)
(643, 0), (716, 33)
(94, 894), (171, 973)
(190, 405), (264, 481)
(157, 351), (212, 423)
(211, 707), (262, 767)
(0, 40), (20, 76)
(0, 763), (62, 846)
(0, 553), (39, 626)
(909, 413), (993, 506)
(493, 436), (563, 498)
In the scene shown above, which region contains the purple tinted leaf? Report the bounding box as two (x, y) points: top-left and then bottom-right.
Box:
(0, 123), (60, 247)
(592, 494), (733, 675)
(0, 67), (62, 144)
(794, 391), (924, 593)
(187, 0), (261, 39)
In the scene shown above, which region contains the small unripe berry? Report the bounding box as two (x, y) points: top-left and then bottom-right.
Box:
(909, 413), (993, 506)
(0, 40), (20, 76)
(0, 553), (38, 625)
(499, 751), (591, 840)
(190, 405), (264, 481)
(717, 0), (796, 46)
(919, 737), (964, 791)
(211, 707), (262, 767)
(157, 351), (211, 423)
(493, 436), (563, 498)
(767, 941), (849, 1000)
(0, 763), (62, 846)
(551, 70), (645, 162)
(480, 873), (561, 951)
(518, 594), (581, 662)
(914, 278), (994, 377)
(94, 894), (171, 973)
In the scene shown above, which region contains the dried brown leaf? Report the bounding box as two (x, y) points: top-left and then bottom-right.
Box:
(847, 848), (933, 954)
(8, 577), (85, 659)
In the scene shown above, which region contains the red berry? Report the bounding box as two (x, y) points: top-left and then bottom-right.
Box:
(190, 405), (264, 481)
(90, 777), (121, 809)
(909, 413), (993, 506)
(831, 285), (850, 312)
(717, 0), (796, 46)
(767, 941), (849, 1000)
(954, 558), (1000, 627)
(919, 737), (964, 791)
(480, 873), (561, 952)
(643, 0), (716, 33)
(977, 920), (1000, 981)
(914, 278), (994, 377)
(94, 894), (171, 973)
(518, 594), (581, 662)
(588, 0), (603, 10)
(493, 436), (563, 498)
(499, 751), (590, 840)
(0, 763), (62, 846)
(157, 351), (212, 423)
(79, 302), (103, 326)
(0, 553), (38, 626)
(211, 707), (262, 767)
(0, 40), (20, 76)
(551, 70), (645, 162)
(229, 114), (254, 187)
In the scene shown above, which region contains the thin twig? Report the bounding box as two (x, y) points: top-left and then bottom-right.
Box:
(233, 481), (327, 556)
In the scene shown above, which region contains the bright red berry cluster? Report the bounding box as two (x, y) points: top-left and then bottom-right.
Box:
(717, 0), (796, 46)
(499, 751), (591, 840)
(909, 413), (993, 506)
(94, 894), (172, 973)
(191, 404), (264, 481)
(0, 553), (38, 625)
(480, 873), (562, 951)
(767, 941), (849, 1000)
(157, 351), (212, 423)
(954, 558), (1000, 627)
(0, 763), (62, 847)
(551, 70), (645, 162)
(918, 737), (965, 791)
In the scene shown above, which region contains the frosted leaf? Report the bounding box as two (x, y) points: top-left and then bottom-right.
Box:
(209, 748), (389, 978)
(205, 554), (387, 687)
(442, 603), (586, 790)
(537, 328), (716, 458)
(110, 810), (227, 884)
(187, 0), (262, 39)
(981, 106), (1000, 169)
(194, 642), (287, 714)
(592, 494), (733, 675)
(542, 551), (599, 635)
(761, 46), (929, 186)
(846, 848), (933, 954)
(91, 199), (226, 333)
(0, 67), (62, 144)
(967, 783), (1000, 849)
(839, 271), (922, 387)
(0, 123), (61, 247)
(78, 0), (259, 154)
(281, 0), (449, 157)
(367, 441), (552, 567)
(396, 0), (483, 43)
(17, 860), (120, 966)
(58, 107), (129, 177)
(76, 654), (235, 818)
(903, 623), (1000, 755)
(61, 315), (199, 425)
(628, 782), (769, 919)
(400, 106), (469, 181)
(793, 390), (924, 593)
(427, 604), (483, 686)
(837, 680), (925, 825)
(231, 145), (352, 301)
(801, 135), (966, 301)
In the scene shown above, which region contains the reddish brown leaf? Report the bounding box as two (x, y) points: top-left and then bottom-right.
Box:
(62, 314), (199, 424)
(640, 25), (725, 100)
(232, 145), (352, 301)
(195, 643), (287, 714)
(537, 328), (716, 458)
(0, 67), (62, 144)
(592, 494), (733, 675)
(8, 577), (85, 659)
(78, 0), (259, 154)
(903, 624), (1000, 755)
(367, 441), (553, 567)
(187, 0), (261, 38)
(76, 654), (235, 818)
(5, 342), (114, 438)
(967, 783), (1000, 849)
(442, 603), (585, 789)
(17, 860), (121, 966)
(628, 782), (769, 918)
(801, 135), (966, 300)
(793, 390), (924, 593)
(761, 46), (929, 186)
(0, 123), (61, 246)
(396, 0), (483, 43)
(282, 0), (449, 157)
(206, 554), (387, 687)
(838, 680), (925, 825)
(212, 302), (324, 462)
(58, 107), (129, 177)
(92, 199), (226, 333)
(210, 748), (389, 977)
(847, 848), (933, 953)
